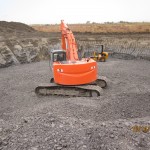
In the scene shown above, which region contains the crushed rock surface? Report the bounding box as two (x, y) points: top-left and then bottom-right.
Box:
(0, 58), (150, 150)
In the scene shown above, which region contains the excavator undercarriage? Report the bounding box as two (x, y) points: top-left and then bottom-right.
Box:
(35, 76), (107, 97)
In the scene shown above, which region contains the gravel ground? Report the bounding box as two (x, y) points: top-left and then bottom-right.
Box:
(0, 58), (150, 150)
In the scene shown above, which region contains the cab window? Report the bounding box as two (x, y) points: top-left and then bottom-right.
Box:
(53, 52), (66, 62)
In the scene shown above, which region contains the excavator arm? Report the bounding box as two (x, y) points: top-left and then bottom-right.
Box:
(60, 20), (78, 61)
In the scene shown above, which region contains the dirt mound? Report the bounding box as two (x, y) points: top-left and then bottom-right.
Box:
(0, 21), (35, 33)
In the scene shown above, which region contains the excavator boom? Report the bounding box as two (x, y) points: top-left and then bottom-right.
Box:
(61, 20), (78, 61)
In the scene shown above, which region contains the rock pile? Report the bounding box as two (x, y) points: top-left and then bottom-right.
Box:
(0, 38), (53, 68)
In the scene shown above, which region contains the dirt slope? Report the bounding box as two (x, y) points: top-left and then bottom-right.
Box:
(0, 22), (60, 68)
(0, 21), (150, 68)
(0, 21), (35, 34)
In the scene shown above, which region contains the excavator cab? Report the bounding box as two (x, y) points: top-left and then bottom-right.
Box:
(50, 50), (66, 62)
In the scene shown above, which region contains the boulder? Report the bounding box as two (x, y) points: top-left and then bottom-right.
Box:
(0, 45), (19, 68)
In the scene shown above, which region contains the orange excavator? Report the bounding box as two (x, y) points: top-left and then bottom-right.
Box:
(35, 20), (107, 97)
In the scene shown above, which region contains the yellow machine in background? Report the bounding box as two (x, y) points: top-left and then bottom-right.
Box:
(91, 45), (108, 62)
(78, 43), (109, 62)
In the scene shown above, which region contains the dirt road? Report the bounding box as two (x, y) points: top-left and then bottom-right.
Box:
(0, 58), (150, 150)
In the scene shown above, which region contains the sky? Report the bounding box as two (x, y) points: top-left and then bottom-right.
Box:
(0, 0), (150, 24)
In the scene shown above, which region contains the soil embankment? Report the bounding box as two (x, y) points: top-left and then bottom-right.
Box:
(0, 21), (60, 68)
(0, 22), (150, 68)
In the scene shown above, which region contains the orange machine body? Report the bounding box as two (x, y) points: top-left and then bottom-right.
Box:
(53, 59), (97, 85)
(53, 21), (97, 85)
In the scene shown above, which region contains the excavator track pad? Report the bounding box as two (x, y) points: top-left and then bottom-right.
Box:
(35, 83), (103, 97)
(94, 76), (107, 88)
